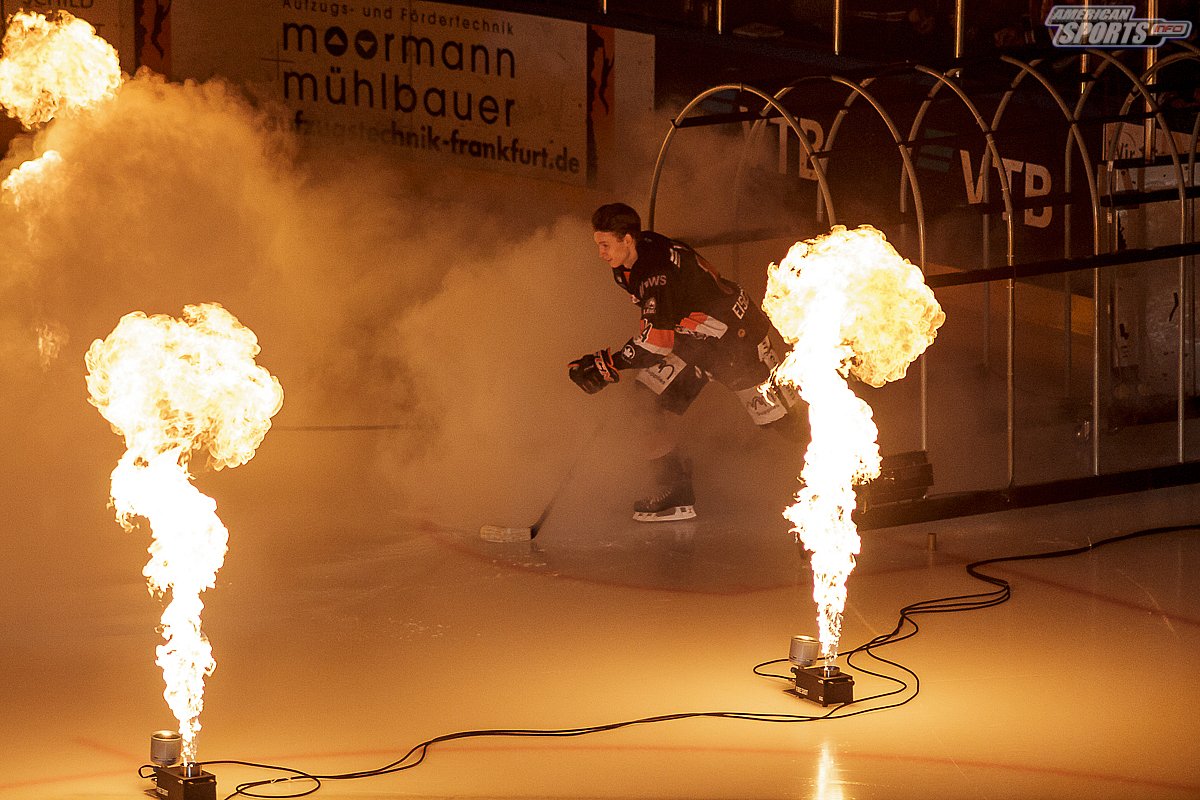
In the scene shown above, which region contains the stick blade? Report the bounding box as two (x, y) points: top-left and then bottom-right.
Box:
(480, 524), (534, 543)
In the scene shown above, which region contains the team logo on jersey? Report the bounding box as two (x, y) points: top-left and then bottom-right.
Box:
(1044, 5), (1191, 47)
(643, 298), (657, 315)
(639, 275), (667, 295)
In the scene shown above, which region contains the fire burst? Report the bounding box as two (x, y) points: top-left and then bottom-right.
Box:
(86, 304), (283, 763)
(0, 10), (120, 196)
(763, 225), (944, 665)
(2, 149), (63, 208)
(0, 10), (121, 129)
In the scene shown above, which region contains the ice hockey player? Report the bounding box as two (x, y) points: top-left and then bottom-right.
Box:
(568, 202), (807, 522)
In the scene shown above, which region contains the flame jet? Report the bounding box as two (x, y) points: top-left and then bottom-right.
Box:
(0, 10), (122, 362)
(0, 10), (121, 129)
(763, 225), (944, 665)
(0, 9), (121, 202)
(86, 304), (283, 763)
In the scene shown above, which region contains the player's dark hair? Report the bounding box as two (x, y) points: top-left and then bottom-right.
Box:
(592, 203), (641, 239)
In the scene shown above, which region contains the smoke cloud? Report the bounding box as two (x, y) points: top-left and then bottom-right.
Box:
(0, 24), (817, 536)
(0, 63), (665, 530)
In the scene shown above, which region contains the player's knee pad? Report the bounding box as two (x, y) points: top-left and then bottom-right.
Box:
(734, 368), (801, 426)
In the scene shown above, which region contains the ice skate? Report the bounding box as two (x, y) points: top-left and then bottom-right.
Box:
(632, 485), (696, 522)
(633, 451), (696, 522)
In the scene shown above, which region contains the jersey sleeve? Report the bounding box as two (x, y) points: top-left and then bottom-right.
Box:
(613, 319), (674, 370)
(611, 257), (678, 370)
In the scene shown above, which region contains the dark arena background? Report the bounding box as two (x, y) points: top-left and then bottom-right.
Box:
(0, 1), (1197, 798)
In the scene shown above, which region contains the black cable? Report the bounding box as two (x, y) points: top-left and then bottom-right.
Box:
(752, 657), (792, 680)
(765, 523), (1197, 725)
(144, 523), (1195, 799)
(201, 692), (913, 799)
(201, 760), (322, 799)
(825, 522), (1196, 716)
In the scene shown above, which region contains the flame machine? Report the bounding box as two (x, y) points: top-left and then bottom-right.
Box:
(153, 764), (218, 800)
(787, 634), (854, 706)
(150, 731), (216, 799)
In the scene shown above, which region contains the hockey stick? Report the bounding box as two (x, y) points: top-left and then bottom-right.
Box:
(479, 414), (608, 542)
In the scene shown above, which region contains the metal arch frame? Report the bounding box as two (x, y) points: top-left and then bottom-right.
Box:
(648, 67), (1022, 477)
(898, 63), (1022, 483)
(1073, 49), (1190, 245)
(794, 73), (929, 258)
(902, 65), (1018, 265)
(1122, 49), (1200, 191)
(901, 65), (1012, 376)
(990, 54), (1108, 475)
(644, 52), (1200, 501)
(1128, 48), (1200, 461)
(1071, 50), (1142, 475)
(1080, 48), (1194, 464)
(762, 72), (930, 259)
(993, 55), (1103, 254)
(723, 81), (832, 247)
(1094, 50), (1191, 235)
(763, 72), (933, 449)
(1155, 44), (1200, 200)
(647, 84), (837, 233)
(1167, 39), (1199, 56)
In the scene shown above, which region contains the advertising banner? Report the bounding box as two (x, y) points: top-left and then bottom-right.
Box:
(167, 0), (609, 185)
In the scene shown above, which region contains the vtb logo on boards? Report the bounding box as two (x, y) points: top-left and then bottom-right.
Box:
(1044, 5), (1192, 48)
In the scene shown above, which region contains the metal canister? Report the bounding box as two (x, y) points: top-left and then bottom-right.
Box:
(150, 730), (182, 767)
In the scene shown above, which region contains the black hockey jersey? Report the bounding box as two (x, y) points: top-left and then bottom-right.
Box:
(610, 231), (747, 370)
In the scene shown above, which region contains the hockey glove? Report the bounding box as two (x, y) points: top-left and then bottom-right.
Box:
(568, 349), (620, 394)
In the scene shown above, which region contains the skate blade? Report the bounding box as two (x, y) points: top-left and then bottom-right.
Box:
(480, 525), (533, 542)
(632, 505), (697, 523)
